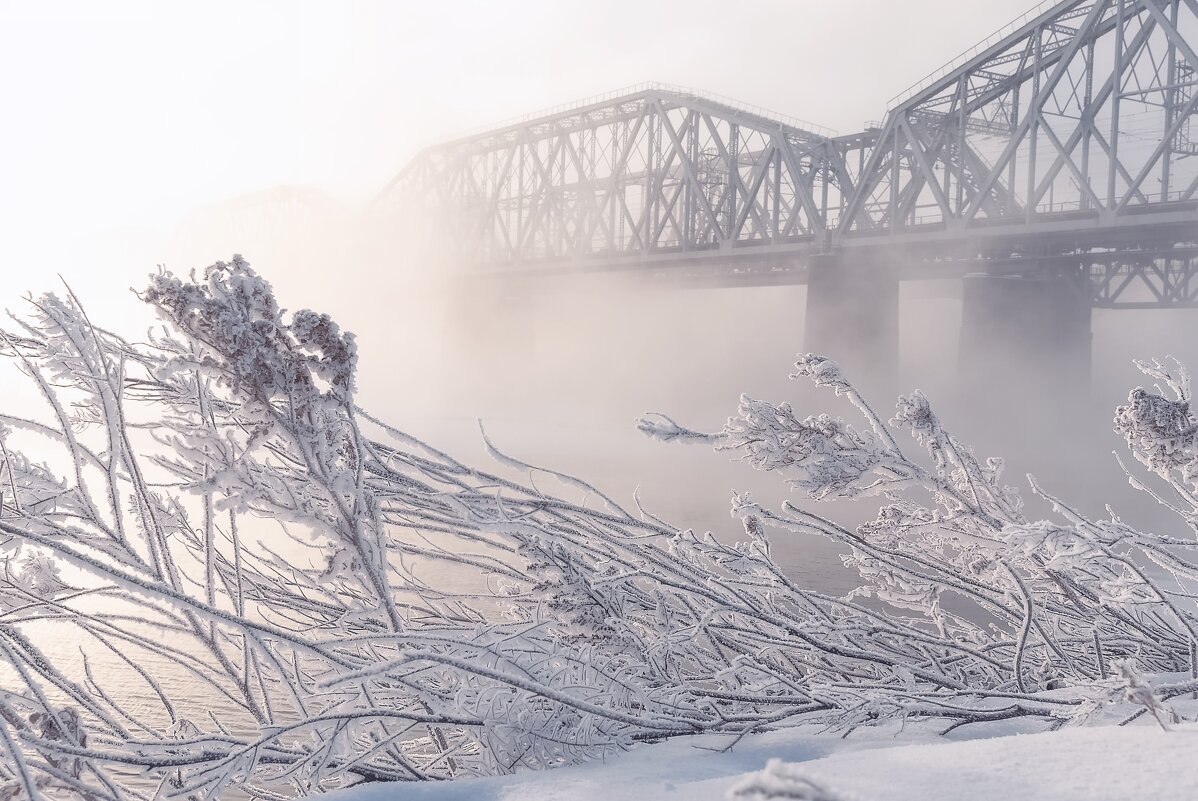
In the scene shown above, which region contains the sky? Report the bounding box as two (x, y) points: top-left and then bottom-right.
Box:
(0, 0), (1049, 273)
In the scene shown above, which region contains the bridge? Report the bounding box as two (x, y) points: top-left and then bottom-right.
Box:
(376, 0), (1198, 393)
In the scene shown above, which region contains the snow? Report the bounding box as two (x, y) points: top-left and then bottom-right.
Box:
(327, 723), (1198, 801)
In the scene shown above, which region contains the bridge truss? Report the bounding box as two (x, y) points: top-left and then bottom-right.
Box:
(378, 0), (1198, 308)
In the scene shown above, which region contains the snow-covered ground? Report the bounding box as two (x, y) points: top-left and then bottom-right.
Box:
(328, 720), (1198, 801)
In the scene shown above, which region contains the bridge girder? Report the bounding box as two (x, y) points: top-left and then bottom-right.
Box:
(378, 1), (1198, 309)
(846, 0), (1198, 239)
(377, 84), (856, 267)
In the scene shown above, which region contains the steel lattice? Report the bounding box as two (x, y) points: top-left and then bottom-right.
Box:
(376, 1), (1198, 308)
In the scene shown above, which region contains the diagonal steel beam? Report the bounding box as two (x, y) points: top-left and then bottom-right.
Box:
(962, 0), (1113, 222)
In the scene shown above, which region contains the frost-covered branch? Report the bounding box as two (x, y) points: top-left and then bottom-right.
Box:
(0, 260), (1194, 799)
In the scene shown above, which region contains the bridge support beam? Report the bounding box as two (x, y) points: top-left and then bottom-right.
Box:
(958, 271), (1092, 408)
(803, 253), (899, 394)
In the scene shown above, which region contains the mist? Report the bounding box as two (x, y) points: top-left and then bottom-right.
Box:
(397, 264), (1198, 593)
(3, 174), (1194, 599)
(113, 193), (1197, 598)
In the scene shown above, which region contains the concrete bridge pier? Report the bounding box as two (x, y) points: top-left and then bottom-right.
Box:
(803, 253), (900, 395)
(958, 271), (1092, 413)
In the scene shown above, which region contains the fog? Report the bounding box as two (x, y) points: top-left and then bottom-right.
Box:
(8, 162), (1198, 598)
(5, 1), (1198, 595)
(28, 189), (1196, 597)
(391, 268), (1198, 594)
(2, 0), (1060, 270)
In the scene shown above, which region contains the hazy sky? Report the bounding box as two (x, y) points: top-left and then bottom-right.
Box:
(1, 0), (1046, 267)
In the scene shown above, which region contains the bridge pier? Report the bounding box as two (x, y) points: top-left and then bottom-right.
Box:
(803, 253), (899, 394)
(958, 271), (1092, 410)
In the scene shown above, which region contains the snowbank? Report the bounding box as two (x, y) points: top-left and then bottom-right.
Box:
(328, 723), (1198, 801)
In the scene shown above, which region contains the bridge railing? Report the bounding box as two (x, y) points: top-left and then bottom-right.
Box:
(827, 189), (1194, 233)
(648, 83), (839, 138)
(451, 81), (838, 142)
(887, 0), (1064, 108)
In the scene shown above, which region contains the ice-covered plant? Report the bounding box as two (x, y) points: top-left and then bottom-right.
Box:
(638, 353), (1198, 725)
(0, 260), (1196, 800)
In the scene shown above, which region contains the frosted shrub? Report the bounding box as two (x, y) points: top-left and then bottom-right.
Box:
(0, 259), (1196, 799)
(1111, 659), (1176, 731)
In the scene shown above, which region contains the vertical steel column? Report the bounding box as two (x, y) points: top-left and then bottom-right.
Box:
(1108, 0), (1126, 210)
(1027, 25), (1043, 221)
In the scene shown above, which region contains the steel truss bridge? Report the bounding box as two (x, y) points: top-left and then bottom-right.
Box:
(378, 0), (1198, 311)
